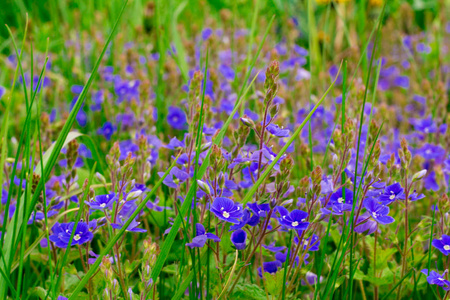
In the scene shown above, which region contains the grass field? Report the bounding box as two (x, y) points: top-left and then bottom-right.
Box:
(0, 0), (449, 299)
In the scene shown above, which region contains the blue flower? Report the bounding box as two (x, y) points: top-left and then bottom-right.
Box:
(301, 234), (320, 251)
(186, 223), (220, 248)
(277, 207), (309, 230)
(364, 197), (395, 225)
(201, 28), (213, 40)
(159, 167), (189, 189)
(111, 216), (146, 233)
(211, 197), (243, 224)
(231, 229), (247, 250)
(421, 269), (450, 290)
(86, 193), (116, 210)
(166, 136), (185, 150)
(379, 183), (404, 205)
(328, 187), (354, 214)
(49, 222), (93, 248)
(417, 143), (446, 160)
(167, 106), (187, 130)
(98, 121), (115, 140)
(247, 202), (271, 218)
(432, 235), (450, 256)
(258, 261), (282, 278)
(229, 209), (259, 230)
(219, 64), (235, 81)
(266, 124), (290, 137)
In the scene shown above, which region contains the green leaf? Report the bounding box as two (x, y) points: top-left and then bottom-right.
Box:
(231, 283), (266, 300)
(34, 131), (84, 177)
(29, 286), (49, 299)
(264, 269), (285, 296)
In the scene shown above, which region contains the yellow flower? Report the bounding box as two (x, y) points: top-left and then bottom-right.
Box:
(369, 0), (383, 6)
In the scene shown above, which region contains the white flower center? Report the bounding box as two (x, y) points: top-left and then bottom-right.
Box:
(337, 197), (344, 204)
(372, 212), (378, 218)
(74, 234), (81, 241)
(426, 149), (431, 155)
(223, 211), (230, 218)
(100, 203), (106, 207)
(444, 245), (450, 251)
(389, 195), (395, 200)
(292, 221), (299, 227)
(438, 277), (444, 281)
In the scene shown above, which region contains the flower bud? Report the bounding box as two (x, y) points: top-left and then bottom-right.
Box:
(412, 169), (427, 181)
(197, 180), (211, 195)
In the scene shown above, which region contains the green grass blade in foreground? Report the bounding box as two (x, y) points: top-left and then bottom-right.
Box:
(30, 0), (127, 241)
(0, 17), (28, 221)
(241, 63), (342, 205)
(151, 71), (260, 284)
(0, 2), (127, 295)
(69, 156), (179, 299)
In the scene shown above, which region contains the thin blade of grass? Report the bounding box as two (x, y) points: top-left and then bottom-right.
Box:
(0, 2), (127, 295)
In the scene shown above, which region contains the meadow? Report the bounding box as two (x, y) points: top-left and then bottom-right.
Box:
(0, 0), (449, 299)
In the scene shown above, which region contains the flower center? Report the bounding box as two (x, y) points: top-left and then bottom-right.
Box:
(292, 221), (299, 227)
(74, 234), (81, 241)
(223, 211), (230, 218)
(444, 245), (450, 251)
(426, 149), (431, 155)
(389, 194), (395, 200)
(372, 212), (378, 218)
(337, 197), (344, 204)
(100, 203), (106, 207)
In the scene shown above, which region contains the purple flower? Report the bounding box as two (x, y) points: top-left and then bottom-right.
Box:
(379, 183), (404, 205)
(364, 197), (395, 225)
(218, 64), (235, 81)
(159, 166), (189, 188)
(328, 187), (354, 214)
(393, 76), (410, 88)
(111, 216), (146, 233)
(421, 269), (450, 290)
(86, 193), (116, 210)
(277, 207), (309, 230)
(301, 234), (320, 251)
(411, 116), (437, 134)
(201, 28), (213, 40)
(167, 106), (187, 130)
(266, 124), (290, 137)
(258, 261), (282, 278)
(49, 222), (93, 248)
(432, 235), (450, 256)
(211, 197), (243, 224)
(166, 137), (185, 150)
(229, 209), (259, 230)
(186, 223), (220, 248)
(247, 202), (271, 218)
(98, 121), (115, 140)
(417, 144), (446, 160)
(231, 229), (247, 250)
